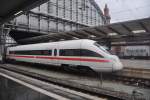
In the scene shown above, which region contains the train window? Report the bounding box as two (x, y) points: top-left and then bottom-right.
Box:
(59, 49), (103, 57)
(81, 49), (103, 57)
(43, 50), (49, 55)
(94, 42), (110, 54)
(68, 50), (74, 56)
(9, 51), (15, 54)
(60, 49), (80, 56)
(33, 50), (42, 55)
(59, 50), (65, 56)
(42, 50), (52, 55)
(49, 50), (52, 55)
(60, 49), (70, 56)
(74, 49), (81, 56)
(12, 50), (52, 56)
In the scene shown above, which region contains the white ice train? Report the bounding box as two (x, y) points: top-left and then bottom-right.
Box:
(6, 39), (123, 72)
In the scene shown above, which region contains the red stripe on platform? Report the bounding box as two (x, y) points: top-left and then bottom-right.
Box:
(9, 55), (110, 63)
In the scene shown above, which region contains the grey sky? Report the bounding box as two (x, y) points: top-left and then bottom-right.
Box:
(95, 0), (150, 23)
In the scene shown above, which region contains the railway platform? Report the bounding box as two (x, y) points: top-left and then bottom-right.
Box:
(114, 59), (150, 81)
(121, 59), (150, 69)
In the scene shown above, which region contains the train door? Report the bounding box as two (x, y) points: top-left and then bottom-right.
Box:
(52, 49), (59, 65)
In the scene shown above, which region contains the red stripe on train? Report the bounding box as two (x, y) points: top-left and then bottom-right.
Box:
(8, 55), (110, 62)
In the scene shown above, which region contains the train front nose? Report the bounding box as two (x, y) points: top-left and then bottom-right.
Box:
(111, 55), (123, 71)
(113, 61), (123, 71)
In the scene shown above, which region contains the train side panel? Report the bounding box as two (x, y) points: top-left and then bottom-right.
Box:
(58, 40), (81, 66)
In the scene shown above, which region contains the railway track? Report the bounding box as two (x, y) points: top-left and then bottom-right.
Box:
(2, 61), (150, 89)
(0, 65), (106, 100)
(111, 68), (150, 88)
(0, 63), (136, 100)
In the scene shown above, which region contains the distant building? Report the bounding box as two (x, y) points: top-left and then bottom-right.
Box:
(103, 4), (111, 24)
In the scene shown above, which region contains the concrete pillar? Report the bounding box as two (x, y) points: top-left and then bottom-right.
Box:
(0, 26), (3, 63)
(0, 25), (6, 63)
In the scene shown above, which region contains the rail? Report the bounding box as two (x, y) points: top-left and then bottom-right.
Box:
(0, 63), (136, 100)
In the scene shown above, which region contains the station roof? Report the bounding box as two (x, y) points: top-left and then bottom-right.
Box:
(0, 0), (48, 24)
(10, 17), (150, 45)
(9, 30), (44, 41)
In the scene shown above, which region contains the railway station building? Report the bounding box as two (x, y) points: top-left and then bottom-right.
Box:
(7, 0), (108, 44)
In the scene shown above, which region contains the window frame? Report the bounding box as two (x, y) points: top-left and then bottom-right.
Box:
(9, 50), (52, 56)
(59, 49), (103, 58)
